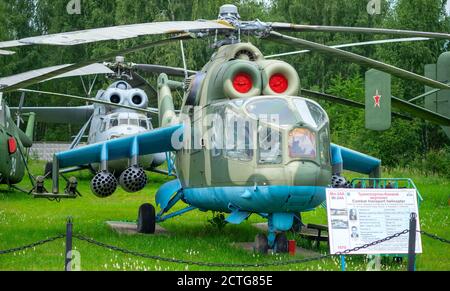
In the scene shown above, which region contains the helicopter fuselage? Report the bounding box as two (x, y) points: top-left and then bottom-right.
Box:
(176, 95), (332, 215)
(157, 42), (333, 223)
(0, 98), (33, 185)
(86, 82), (165, 174)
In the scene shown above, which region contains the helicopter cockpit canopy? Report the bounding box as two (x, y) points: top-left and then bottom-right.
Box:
(208, 96), (331, 166)
(227, 96), (329, 129)
(100, 112), (151, 132)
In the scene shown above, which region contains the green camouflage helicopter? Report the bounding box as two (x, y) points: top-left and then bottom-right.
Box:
(1, 4), (449, 253)
(0, 92), (34, 189)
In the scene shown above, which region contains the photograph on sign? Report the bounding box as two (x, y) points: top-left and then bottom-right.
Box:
(326, 188), (422, 255)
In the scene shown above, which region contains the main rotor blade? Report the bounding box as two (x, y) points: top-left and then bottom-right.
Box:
(0, 40), (28, 49)
(17, 89), (158, 115)
(0, 21), (231, 47)
(133, 64), (197, 77)
(266, 37), (429, 59)
(301, 89), (411, 120)
(0, 49), (15, 55)
(0, 63), (113, 89)
(0, 34), (192, 93)
(129, 71), (158, 100)
(392, 96), (450, 126)
(302, 88), (450, 125)
(302, 89), (365, 109)
(271, 23), (450, 39)
(267, 31), (450, 90)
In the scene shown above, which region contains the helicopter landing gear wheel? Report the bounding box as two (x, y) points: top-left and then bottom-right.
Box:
(254, 234), (269, 254)
(275, 233), (289, 253)
(137, 203), (156, 234)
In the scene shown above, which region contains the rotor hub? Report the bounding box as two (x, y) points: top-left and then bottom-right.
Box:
(219, 4), (241, 22)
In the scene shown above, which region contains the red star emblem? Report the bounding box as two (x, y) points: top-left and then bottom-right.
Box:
(373, 90), (381, 108)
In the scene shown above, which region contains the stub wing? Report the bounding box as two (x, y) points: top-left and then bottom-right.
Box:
(331, 144), (381, 177)
(55, 124), (184, 169)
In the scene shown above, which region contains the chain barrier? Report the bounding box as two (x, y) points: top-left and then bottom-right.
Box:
(73, 229), (409, 268)
(419, 230), (450, 244)
(0, 229), (449, 268)
(0, 235), (65, 255)
(75, 234), (332, 268)
(336, 229), (410, 255)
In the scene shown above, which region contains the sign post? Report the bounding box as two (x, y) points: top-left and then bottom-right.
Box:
(65, 217), (73, 271)
(407, 213), (418, 271)
(326, 188), (422, 265)
(340, 255), (346, 271)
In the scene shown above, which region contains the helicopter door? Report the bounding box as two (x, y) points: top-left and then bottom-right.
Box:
(187, 107), (206, 187)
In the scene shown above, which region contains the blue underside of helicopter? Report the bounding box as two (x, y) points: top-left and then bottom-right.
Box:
(182, 185), (326, 215)
(156, 180), (327, 231)
(155, 143), (381, 233)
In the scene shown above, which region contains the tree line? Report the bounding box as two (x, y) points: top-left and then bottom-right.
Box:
(0, 0), (449, 175)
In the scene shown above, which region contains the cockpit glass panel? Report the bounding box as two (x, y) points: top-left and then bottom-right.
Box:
(224, 109), (253, 162)
(289, 128), (317, 159)
(319, 127), (331, 166)
(129, 119), (138, 126)
(307, 102), (328, 128)
(100, 121), (107, 132)
(140, 120), (148, 129)
(246, 99), (296, 126)
(119, 119), (128, 125)
(293, 99), (327, 129)
(110, 119), (118, 128)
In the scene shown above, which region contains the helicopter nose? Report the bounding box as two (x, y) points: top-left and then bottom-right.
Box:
(285, 161), (331, 187)
(108, 126), (146, 140)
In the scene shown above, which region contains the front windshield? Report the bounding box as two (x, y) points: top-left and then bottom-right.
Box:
(110, 118), (118, 127)
(140, 119), (148, 129)
(293, 98), (327, 129)
(107, 116), (148, 129)
(129, 119), (139, 126)
(246, 98), (297, 126)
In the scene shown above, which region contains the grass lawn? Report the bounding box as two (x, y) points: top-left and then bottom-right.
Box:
(0, 161), (449, 271)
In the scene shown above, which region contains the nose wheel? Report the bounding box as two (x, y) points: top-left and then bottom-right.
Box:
(274, 233), (288, 253)
(137, 203), (156, 234)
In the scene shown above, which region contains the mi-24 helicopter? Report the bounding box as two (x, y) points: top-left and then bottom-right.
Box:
(1, 4), (449, 253)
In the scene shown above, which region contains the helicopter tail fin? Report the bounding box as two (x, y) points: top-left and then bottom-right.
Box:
(365, 69), (392, 131)
(426, 53), (450, 138)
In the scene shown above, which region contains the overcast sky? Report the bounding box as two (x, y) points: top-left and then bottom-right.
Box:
(447, 1), (450, 15)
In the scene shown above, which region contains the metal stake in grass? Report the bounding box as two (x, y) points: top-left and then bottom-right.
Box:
(65, 217), (73, 271)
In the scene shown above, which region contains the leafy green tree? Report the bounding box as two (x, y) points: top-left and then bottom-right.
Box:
(0, 0), (447, 172)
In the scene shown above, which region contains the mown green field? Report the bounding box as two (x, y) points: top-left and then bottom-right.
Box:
(0, 161), (449, 271)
